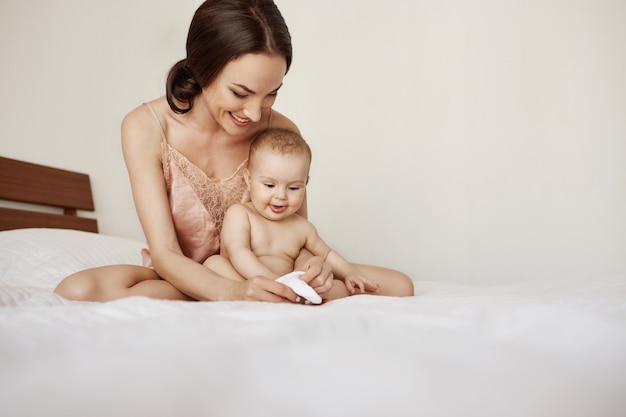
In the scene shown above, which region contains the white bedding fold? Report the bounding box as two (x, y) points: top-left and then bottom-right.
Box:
(1, 275), (625, 417)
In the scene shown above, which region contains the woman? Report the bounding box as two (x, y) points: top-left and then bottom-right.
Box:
(55, 0), (413, 303)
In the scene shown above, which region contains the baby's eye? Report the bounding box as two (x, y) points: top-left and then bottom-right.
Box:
(288, 186), (300, 191)
(264, 183), (275, 188)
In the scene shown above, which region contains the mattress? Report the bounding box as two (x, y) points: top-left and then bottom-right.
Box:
(1, 228), (625, 417)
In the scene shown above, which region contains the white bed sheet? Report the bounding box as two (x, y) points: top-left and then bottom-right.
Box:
(1, 229), (625, 417)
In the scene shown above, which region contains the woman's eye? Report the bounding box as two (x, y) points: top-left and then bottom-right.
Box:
(231, 90), (247, 99)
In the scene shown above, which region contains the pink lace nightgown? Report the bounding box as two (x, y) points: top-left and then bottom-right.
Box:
(141, 103), (251, 267)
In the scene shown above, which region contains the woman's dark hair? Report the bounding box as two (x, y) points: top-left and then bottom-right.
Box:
(166, 0), (292, 114)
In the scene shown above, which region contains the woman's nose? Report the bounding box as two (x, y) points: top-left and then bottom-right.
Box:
(243, 102), (262, 122)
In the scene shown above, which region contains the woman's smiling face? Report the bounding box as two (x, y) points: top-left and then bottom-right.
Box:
(201, 53), (286, 134)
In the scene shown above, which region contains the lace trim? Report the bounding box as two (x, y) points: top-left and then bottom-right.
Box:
(164, 142), (248, 233)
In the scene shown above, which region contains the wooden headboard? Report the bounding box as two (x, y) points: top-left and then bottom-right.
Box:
(0, 156), (98, 233)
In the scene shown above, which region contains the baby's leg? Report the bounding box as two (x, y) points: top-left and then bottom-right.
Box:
(320, 280), (351, 301)
(203, 255), (245, 281)
(314, 264), (413, 301)
(349, 263), (414, 296)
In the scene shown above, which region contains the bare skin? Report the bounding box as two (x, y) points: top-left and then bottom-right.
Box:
(55, 53), (413, 302)
(204, 135), (413, 301)
(56, 54), (324, 303)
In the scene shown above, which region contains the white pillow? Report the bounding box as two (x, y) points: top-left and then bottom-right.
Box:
(0, 228), (145, 290)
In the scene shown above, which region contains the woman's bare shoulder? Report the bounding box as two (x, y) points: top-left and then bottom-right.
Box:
(122, 98), (166, 129)
(269, 109), (300, 134)
(121, 98), (167, 156)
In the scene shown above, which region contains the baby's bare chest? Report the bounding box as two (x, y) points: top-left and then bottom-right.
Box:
(248, 217), (307, 260)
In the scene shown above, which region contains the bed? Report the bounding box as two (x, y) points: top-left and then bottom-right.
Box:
(1, 156), (625, 417)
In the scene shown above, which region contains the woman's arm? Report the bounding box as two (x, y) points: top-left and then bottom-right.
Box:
(121, 102), (295, 302)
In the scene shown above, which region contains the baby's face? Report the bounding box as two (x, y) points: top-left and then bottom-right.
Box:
(246, 150), (309, 221)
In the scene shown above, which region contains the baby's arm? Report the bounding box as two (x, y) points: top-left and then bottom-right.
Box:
(220, 204), (278, 280)
(325, 251), (380, 294)
(302, 222), (380, 294)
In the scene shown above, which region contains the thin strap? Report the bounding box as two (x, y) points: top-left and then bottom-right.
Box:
(233, 158), (248, 176)
(144, 102), (168, 143)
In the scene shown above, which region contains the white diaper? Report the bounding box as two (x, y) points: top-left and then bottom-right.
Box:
(276, 271), (322, 304)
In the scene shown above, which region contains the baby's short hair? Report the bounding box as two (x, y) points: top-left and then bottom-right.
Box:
(249, 128), (312, 169)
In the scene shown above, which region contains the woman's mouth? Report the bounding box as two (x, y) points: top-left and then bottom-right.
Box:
(230, 112), (251, 127)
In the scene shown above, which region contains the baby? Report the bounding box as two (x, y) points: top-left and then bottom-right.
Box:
(204, 127), (379, 301)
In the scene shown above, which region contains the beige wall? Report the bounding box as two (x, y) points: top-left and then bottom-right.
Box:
(1, 0), (625, 284)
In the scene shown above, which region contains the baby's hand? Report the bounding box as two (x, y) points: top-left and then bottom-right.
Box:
(344, 272), (380, 295)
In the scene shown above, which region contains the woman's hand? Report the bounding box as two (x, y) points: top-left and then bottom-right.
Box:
(298, 255), (334, 294)
(235, 275), (300, 303)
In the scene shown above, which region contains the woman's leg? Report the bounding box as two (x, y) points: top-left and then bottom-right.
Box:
(350, 264), (414, 296)
(54, 265), (192, 302)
